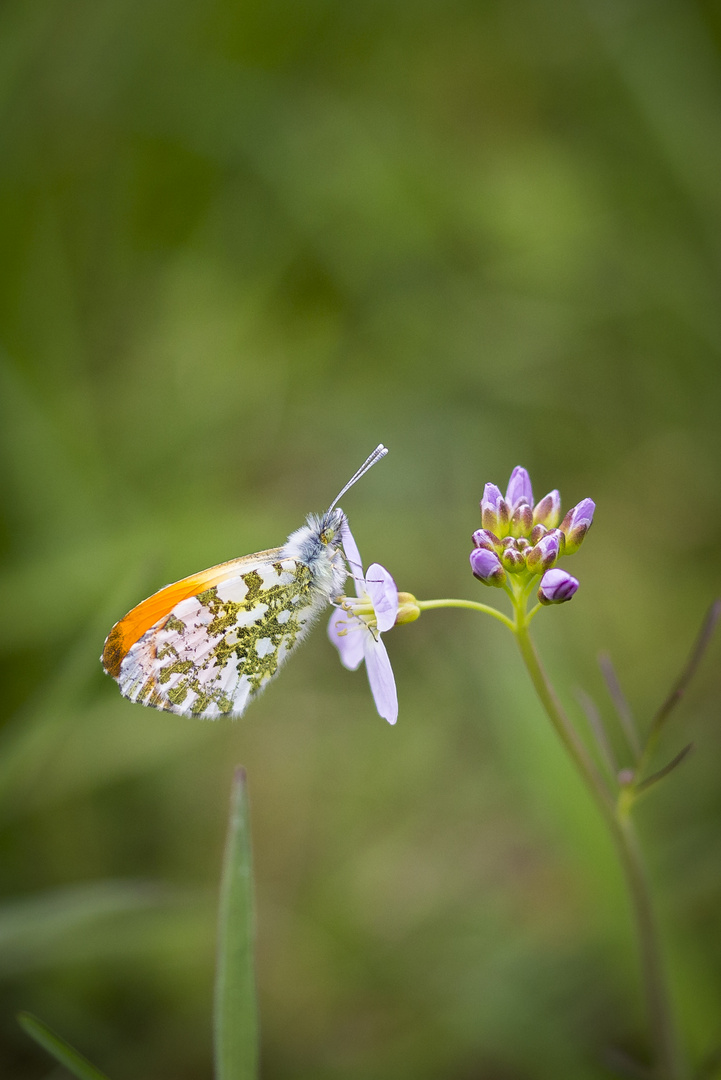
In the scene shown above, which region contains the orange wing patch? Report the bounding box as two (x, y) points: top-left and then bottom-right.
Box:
(102, 548), (322, 719)
(102, 548), (282, 678)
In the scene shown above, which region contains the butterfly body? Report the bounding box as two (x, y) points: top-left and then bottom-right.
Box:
(102, 509), (348, 719)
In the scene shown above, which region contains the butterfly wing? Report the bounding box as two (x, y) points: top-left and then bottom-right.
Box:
(102, 548), (326, 718)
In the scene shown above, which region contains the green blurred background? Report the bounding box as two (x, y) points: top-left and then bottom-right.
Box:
(1, 0), (721, 1076)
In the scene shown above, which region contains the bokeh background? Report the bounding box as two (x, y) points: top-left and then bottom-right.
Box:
(2, 0), (721, 1077)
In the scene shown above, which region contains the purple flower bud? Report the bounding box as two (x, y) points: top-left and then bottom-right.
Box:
(470, 547), (507, 587)
(529, 523), (547, 545)
(510, 502), (533, 538)
(500, 546), (526, 573)
(538, 568), (579, 605)
(472, 529), (501, 552)
(527, 531), (561, 571)
(533, 490), (561, 529)
(481, 484), (510, 534)
(505, 466), (533, 510)
(560, 498), (595, 555)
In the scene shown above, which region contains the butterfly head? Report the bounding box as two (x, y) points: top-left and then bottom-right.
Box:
(317, 507), (345, 548)
(283, 447), (388, 599)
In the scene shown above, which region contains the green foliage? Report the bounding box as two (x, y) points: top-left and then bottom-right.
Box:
(17, 1013), (111, 1080)
(214, 769), (258, 1080)
(1, 0), (721, 1076)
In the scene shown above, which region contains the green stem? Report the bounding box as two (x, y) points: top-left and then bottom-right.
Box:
(514, 620), (686, 1080)
(514, 622), (615, 822)
(416, 593), (687, 1078)
(615, 814), (687, 1080)
(417, 598), (516, 632)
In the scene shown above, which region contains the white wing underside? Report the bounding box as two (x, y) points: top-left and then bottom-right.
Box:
(116, 554), (330, 719)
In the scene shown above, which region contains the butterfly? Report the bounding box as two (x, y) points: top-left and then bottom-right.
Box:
(102, 445), (388, 719)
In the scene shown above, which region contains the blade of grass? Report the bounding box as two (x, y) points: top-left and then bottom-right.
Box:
(17, 1013), (112, 1080)
(214, 767), (259, 1080)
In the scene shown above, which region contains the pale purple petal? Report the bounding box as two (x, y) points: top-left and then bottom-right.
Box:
(559, 498), (595, 554)
(365, 563), (399, 633)
(469, 547), (506, 586)
(538, 568), (579, 604)
(481, 483), (503, 512)
(481, 483), (510, 533)
(506, 466), (533, 509)
(363, 635), (398, 725)
(570, 498), (595, 530)
(327, 610), (365, 670)
(340, 518), (364, 597)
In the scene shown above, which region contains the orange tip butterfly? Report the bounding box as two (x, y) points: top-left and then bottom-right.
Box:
(102, 445), (388, 719)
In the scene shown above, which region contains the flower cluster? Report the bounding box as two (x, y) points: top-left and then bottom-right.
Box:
(470, 467), (594, 604)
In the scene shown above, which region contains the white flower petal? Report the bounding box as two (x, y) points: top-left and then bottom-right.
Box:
(365, 563), (399, 633)
(363, 635), (398, 725)
(327, 610), (365, 670)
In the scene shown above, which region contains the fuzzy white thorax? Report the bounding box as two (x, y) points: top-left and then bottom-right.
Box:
(281, 446), (388, 604)
(282, 508), (348, 602)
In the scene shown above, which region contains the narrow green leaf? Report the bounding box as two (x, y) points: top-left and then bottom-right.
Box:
(17, 1012), (112, 1080)
(214, 767), (259, 1080)
(648, 598), (721, 739)
(598, 651), (642, 760)
(575, 687), (617, 780)
(635, 743), (694, 796)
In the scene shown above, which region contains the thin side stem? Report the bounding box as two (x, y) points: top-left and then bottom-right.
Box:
(417, 598), (516, 632)
(525, 602), (543, 624)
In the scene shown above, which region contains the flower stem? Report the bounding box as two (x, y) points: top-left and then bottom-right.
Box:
(513, 623), (615, 821)
(417, 598), (516, 632)
(514, 619), (687, 1080)
(417, 591), (687, 1076)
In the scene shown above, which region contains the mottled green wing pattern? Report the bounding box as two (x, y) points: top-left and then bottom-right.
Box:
(114, 555), (323, 718)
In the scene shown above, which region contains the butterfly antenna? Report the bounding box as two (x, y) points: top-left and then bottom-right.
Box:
(327, 444), (388, 513)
